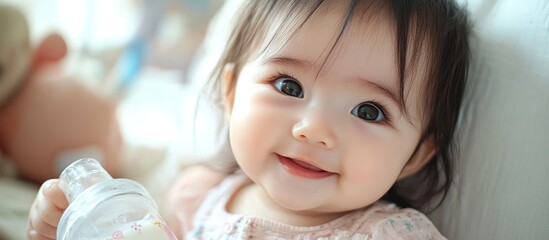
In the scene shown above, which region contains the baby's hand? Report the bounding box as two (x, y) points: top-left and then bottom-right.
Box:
(27, 179), (68, 240)
(165, 164), (227, 238)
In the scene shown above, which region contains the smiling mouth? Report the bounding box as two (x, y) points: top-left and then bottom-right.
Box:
(277, 155), (334, 179)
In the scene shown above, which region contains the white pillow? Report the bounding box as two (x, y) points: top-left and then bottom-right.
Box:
(428, 0), (549, 239)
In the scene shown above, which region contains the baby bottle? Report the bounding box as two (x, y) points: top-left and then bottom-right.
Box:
(57, 158), (178, 240)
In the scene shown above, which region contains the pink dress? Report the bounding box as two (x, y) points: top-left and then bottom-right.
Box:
(186, 175), (446, 240)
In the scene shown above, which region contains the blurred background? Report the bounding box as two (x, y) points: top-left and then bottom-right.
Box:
(2, 0), (223, 151)
(0, 0), (230, 238)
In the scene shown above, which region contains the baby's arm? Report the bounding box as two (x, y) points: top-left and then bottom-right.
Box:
(27, 179), (68, 240)
(165, 164), (227, 238)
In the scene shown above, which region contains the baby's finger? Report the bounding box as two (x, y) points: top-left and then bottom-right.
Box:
(28, 208), (57, 239)
(34, 192), (65, 227)
(41, 179), (69, 210)
(35, 180), (66, 227)
(27, 228), (55, 240)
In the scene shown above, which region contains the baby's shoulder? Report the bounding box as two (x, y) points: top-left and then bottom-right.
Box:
(348, 202), (447, 240)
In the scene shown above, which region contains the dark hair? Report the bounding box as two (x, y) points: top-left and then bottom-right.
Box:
(206, 0), (470, 210)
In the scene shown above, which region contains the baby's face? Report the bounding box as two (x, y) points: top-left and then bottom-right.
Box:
(228, 7), (430, 217)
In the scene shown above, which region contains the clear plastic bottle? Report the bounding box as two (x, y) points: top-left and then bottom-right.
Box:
(57, 158), (178, 240)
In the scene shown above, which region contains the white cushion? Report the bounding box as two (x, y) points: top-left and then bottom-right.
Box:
(428, 1), (549, 239)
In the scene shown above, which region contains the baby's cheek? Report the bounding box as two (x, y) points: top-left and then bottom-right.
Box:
(229, 110), (267, 154)
(341, 156), (403, 203)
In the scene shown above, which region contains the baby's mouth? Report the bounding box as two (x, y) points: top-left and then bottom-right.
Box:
(292, 159), (324, 171)
(277, 154), (334, 179)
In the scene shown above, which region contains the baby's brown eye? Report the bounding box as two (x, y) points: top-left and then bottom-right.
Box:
(351, 102), (385, 122)
(274, 78), (304, 98)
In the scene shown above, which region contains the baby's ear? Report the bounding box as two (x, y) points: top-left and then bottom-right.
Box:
(32, 33), (67, 68)
(398, 135), (436, 180)
(223, 63), (236, 114)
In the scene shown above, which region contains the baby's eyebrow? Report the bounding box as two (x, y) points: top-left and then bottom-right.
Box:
(354, 77), (400, 107)
(261, 56), (313, 68)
